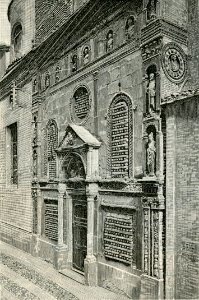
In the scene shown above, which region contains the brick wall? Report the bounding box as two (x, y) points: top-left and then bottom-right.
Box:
(162, 0), (187, 27)
(0, 82), (33, 237)
(188, 0), (199, 88)
(165, 97), (199, 299)
(35, 0), (72, 44)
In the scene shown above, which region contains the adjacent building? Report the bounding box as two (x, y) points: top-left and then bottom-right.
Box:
(0, 0), (198, 299)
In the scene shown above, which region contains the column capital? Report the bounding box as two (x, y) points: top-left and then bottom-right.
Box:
(58, 182), (66, 194)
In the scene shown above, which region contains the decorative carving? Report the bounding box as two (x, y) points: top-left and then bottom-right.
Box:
(32, 190), (37, 234)
(125, 16), (135, 40)
(104, 214), (136, 265)
(106, 30), (114, 52)
(32, 115), (38, 147)
(83, 46), (90, 65)
(44, 199), (58, 242)
(99, 180), (142, 193)
(107, 94), (133, 179)
(47, 119), (58, 179)
(147, 131), (156, 176)
(147, 0), (157, 21)
(143, 209), (150, 274)
(153, 211), (159, 277)
(142, 197), (159, 208)
(33, 149), (37, 177)
(70, 86), (91, 125)
(161, 43), (187, 83)
(141, 38), (162, 61)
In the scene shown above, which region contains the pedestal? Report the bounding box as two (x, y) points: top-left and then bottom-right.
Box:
(84, 255), (98, 286)
(54, 245), (68, 270)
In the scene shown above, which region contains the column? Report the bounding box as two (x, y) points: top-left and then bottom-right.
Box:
(84, 183), (98, 286)
(54, 182), (68, 270)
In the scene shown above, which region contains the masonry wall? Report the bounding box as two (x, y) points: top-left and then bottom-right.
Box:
(162, 0), (188, 27)
(8, 0), (35, 61)
(0, 82), (33, 252)
(165, 97), (199, 299)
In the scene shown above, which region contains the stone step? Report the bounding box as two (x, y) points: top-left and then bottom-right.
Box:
(59, 268), (85, 285)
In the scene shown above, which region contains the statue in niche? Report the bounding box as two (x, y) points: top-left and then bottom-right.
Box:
(147, 132), (156, 176)
(147, 0), (156, 20)
(126, 17), (135, 40)
(71, 54), (78, 72)
(169, 54), (180, 72)
(83, 47), (90, 65)
(106, 31), (113, 51)
(45, 73), (50, 89)
(147, 72), (156, 113)
(33, 78), (37, 93)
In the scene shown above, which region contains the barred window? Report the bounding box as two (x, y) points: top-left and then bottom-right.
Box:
(9, 123), (18, 184)
(108, 94), (133, 178)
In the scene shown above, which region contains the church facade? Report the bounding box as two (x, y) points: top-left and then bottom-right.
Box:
(0, 0), (198, 299)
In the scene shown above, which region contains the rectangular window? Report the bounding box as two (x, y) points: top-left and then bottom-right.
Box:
(9, 123), (18, 184)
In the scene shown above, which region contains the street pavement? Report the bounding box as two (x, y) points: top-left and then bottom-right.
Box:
(0, 241), (129, 300)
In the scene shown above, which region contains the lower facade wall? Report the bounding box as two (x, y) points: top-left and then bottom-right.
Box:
(0, 222), (32, 253)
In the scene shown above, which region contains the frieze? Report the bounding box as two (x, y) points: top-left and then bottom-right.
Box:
(99, 179), (142, 193)
(141, 37), (163, 61)
(161, 43), (187, 83)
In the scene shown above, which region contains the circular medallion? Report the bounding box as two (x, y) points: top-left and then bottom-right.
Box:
(70, 86), (91, 125)
(161, 43), (187, 83)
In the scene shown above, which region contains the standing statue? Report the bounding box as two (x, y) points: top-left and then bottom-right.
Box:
(147, 72), (156, 113)
(126, 17), (135, 40)
(106, 31), (114, 51)
(147, 132), (156, 176)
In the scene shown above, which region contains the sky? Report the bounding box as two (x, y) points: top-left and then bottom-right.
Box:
(0, 0), (10, 45)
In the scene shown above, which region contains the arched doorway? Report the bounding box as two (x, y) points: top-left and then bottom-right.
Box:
(63, 153), (87, 272)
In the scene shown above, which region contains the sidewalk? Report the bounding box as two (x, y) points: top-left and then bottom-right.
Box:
(0, 241), (129, 300)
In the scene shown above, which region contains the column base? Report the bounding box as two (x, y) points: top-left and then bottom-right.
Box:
(54, 245), (68, 271)
(84, 255), (98, 286)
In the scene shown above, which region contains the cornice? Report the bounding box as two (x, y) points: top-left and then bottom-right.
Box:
(161, 88), (199, 105)
(141, 18), (188, 46)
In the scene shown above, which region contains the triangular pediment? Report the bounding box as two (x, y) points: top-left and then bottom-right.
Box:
(58, 124), (101, 150)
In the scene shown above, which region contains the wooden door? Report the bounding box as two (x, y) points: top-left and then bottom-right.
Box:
(72, 195), (87, 272)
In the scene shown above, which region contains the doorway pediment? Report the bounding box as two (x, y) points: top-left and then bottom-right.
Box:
(57, 124), (101, 151)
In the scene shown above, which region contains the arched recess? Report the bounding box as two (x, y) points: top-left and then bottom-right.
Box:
(107, 93), (133, 179)
(62, 152), (86, 179)
(44, 119), (58, 179)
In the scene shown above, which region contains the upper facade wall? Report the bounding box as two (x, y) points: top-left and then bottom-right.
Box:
(8, 0), (35, 62)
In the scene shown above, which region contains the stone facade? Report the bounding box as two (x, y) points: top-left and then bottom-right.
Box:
(0, 0), (199, 299)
